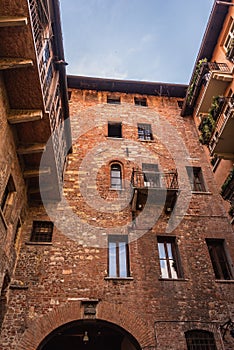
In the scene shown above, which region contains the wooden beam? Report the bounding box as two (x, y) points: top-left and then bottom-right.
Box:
(0, 58), (33, 70)
(217, 153), (234, 159)
(0, 16), (28, 27)
(17, 143), (46, 155)
(8, 109), (43, 124)
(28, 185), (54, 194)
(23, 167), (51, 178)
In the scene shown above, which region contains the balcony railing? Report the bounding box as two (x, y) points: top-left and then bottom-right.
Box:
(29, 0), (50, 55)
(130, 169), (179, 214)
(209, 97), (234, 155)
(186, 61), (231, 109)
(131, 169), (179, 190)
(221, 168), (234, 201)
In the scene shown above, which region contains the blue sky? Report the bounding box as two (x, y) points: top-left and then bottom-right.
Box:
(60, 0), (214, 84)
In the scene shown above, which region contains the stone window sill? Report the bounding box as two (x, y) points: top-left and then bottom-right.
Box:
(25, 241), (52, 246)
(192, 191), (212, 195)
(159, 278), (189, 282)
(104, 277), (133, 281)
(215, 279), (234, 283)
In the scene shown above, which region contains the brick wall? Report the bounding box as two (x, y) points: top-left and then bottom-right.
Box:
(1, 89), (234, 349)
(0, 73), (27, 331)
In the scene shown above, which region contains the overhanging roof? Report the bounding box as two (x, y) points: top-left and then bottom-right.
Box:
(182, 0), (231, 116)
(67, 75), (187, 98)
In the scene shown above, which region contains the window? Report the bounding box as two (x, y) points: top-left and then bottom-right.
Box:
(107, 96), (120, 104)
(157, 236), (183, 279)
(186, 166), (206, 192)
(108, 122), (122, 138)
(185, 330), (217, 350)
(134, 97), (147, 106)
(142, 163), (160, 187)
(206, 239), (233, 280)
(110, 163), (122, 189)
(177, 100), (184, 109)
(1, 176), (15, 213)
(0, 273), (10, 329)
(223, 17), (234, 51)
(108, 235), (130, 278)
(137, 123), (153, 140)
(30, 221), (54, 242)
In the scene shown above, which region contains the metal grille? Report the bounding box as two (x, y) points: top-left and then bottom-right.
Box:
(30, 221), (53, 242)
(185, 330), (217, 350)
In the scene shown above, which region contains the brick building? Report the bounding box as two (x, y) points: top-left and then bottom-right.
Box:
(0, 0), (71, 345)
(1, 1), (234, 350)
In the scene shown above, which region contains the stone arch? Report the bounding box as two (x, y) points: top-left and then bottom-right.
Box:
(16, 300), (155, 350)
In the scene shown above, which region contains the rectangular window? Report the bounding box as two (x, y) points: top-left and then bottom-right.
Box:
(0, 175), (16, 213)
(206, 239), (233, 280)
(108, 235), (130, 278)
(224, 17), (234, 51)
(186, 166), (206, 192)
(108, 122), (122, 138)
(30, 221), (54, 242)
(142, 163), (160, 187)
(107, 96), (121, 104)
(157, 236), (183, 279)
(138, 123), (153, 140)
(134, 97), (147, 106)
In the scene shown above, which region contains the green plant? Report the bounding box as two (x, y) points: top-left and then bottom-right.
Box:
(221, 168), (234, 196)
(198, 114), (215, 145)
(187, 58), (207, 104)
(208, 96), (224, 121)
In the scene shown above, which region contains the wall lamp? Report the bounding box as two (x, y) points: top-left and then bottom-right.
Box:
(83, 331), (89, 343)
(219, 319), (234, 339)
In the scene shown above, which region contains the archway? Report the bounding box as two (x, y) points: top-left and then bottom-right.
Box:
(37, 319), (141, 350)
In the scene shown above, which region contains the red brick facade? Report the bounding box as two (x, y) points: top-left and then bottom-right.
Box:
(1, 86), (234, 349)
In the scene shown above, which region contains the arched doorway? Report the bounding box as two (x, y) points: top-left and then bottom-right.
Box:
(37, 319), (141, 350)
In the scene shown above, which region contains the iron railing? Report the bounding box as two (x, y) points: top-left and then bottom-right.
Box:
(209, 97), (234, 150)
(187, 62), (231, 108)
(131, 169), (179, 190)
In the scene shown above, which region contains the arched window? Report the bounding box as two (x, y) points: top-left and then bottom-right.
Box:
(110, 163), (122, 189)
(185, 330), (217, 350)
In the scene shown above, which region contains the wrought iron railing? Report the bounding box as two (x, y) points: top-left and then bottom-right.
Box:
(187, 61), (231, 108)
(209, 97), (234, 150)
(131, 169), (179, 190)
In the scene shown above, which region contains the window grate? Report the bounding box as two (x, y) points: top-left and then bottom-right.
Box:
(30, 221), (54, 242)
(185, 330), (217, 350)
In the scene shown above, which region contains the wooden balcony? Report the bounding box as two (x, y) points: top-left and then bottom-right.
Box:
(209, 98), (234, 158)
(0, 0), (71, 202)
(130, 169), (179, 214)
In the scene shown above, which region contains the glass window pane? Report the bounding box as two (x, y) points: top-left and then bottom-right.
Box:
(109, 242), (117, 277)
(158, 243), (166, 259)
(167, 243), (173, 259)
(111, 171), (121, 178)
(119, 242), (127, 277)
(169, 259), (178, 279)
(160, 260), (168, 278)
